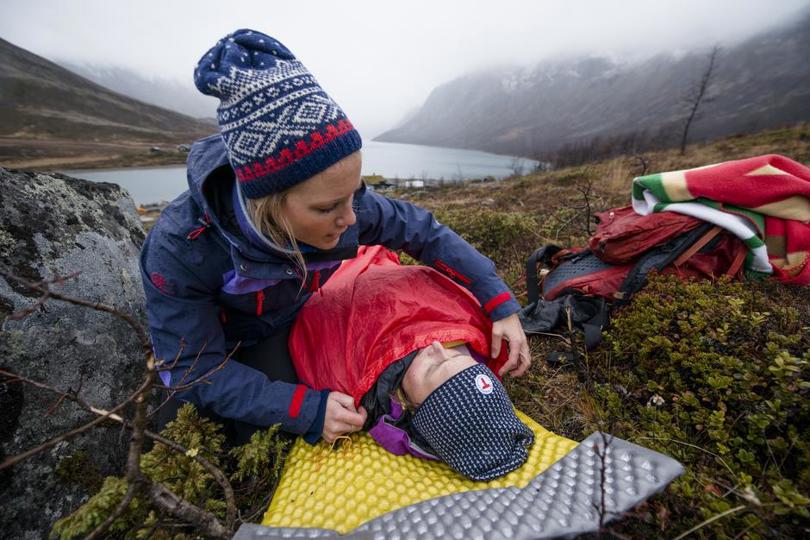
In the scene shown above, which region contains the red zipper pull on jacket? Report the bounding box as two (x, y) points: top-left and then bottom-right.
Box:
(255, 289), (265, 316)
(308, 270), (321, 293)
(186, 213), (212, 240)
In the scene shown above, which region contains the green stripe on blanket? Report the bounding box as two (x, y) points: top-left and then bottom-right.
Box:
(633, 173), (668, 203)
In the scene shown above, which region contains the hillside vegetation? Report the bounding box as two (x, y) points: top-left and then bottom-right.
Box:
(0, 37), (214, 170)
(53, 125), (810, 539)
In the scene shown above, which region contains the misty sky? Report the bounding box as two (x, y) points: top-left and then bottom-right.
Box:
(2, 0), (808, 138)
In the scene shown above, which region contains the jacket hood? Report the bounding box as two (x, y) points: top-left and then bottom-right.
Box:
(186, 134), (360, 268)
(187, 133), (230, 211)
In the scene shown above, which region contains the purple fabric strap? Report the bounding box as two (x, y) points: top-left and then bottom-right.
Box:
(368, 398), (438, 461)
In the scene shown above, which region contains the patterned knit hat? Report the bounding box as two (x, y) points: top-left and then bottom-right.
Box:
(410, 364), (534, 481)
(194, 29), (362, 199)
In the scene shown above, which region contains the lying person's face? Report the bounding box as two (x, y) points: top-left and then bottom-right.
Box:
(401, 341), (478, 406)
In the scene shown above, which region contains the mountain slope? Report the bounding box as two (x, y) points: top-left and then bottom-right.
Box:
(61, 63), (217, 121)
(376, 10), (810, 158)
(0, 37), (213, 142)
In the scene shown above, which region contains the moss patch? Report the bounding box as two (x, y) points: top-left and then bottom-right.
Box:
(55, 450), (104, 494)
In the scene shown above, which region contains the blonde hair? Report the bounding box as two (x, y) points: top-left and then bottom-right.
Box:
(245, 193), (307, 284)
(393, 385), (417, 412)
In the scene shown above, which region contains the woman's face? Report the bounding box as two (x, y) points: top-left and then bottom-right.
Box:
(281, 151), (363, 250)
(402, 341), (478, 406)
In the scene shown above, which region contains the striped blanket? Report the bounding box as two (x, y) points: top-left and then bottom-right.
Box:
(632, 154), (810, 284)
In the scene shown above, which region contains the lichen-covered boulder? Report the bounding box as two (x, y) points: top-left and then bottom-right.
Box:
(0, 168), (147, 539)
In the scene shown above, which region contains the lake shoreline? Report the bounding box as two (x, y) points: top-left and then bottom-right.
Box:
(0, 136), (194, 171)
(42, 140), (540, 209)
(3, 152), (189, 172)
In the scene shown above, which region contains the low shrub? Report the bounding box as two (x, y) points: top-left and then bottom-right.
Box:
(588, 275), (809, 539)
(432, 207), (539, 263)
(51, 404), (291, 539)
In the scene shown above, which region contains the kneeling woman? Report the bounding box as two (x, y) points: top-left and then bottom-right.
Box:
(290, 246), (535, 481)
(143, 28), (530, 450)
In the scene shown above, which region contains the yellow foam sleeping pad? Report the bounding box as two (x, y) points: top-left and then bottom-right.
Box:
(262, 410), (578, 533)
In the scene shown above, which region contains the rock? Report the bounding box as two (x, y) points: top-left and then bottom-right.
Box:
(0, 168), (147, 539)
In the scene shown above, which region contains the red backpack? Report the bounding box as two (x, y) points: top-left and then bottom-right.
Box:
(521, 206), (748, 351)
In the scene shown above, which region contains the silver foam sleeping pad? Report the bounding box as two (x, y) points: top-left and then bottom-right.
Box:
(234, 432), (684, 540)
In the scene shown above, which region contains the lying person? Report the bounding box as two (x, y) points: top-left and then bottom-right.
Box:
(289, 246), (535, 481)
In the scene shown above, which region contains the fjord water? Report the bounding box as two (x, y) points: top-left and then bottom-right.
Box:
(65, 141), (538, 206)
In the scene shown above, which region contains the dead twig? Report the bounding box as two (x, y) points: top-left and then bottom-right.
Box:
(148, 342), (239, 421)
(6, 271), (81, 321)
(633, 155), (651, 176)
(593, 431), (616, 534)
(576, 176), (596, 237)
(148, 482), (230, 539)
(2, 270), (151, 351)
(0, 368), (236, 530)
(635, 436), (735, 478)
(0, 375), (151, 471)
(163, 344), (239, 393)
(83, 482), (140, 540)
(0, 269), (237, 535)
(154, 339), (187, 372)
(672, 505), (746, 540)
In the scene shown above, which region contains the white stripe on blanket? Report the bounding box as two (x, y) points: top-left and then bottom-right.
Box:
(633, 190), (772, 274)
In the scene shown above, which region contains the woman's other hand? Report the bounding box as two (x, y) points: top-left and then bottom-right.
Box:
(322, 391), (367, 443)
(491, 313), (531, 378)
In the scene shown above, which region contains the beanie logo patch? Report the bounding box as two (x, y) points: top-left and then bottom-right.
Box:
(475, 373), (494, 395)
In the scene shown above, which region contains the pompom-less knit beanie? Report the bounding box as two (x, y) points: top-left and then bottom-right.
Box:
(410, 364), (535, 481)
(194, 29), (362, 199)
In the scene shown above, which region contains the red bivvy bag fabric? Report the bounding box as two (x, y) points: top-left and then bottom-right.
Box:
(289, 246), (507, 405)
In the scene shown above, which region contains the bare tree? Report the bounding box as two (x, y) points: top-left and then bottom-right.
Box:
(679, 45), (720, 155)
(0, 270), (237, 539)
(633, 155), (651, 177)
(509, 157), (525, 177)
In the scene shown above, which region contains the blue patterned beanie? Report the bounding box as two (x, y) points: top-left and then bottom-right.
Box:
(410, 364), (534, 481)
(194, 29), (362, 199)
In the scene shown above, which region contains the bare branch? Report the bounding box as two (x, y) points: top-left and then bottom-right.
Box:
(167, 343), (240, 393)
(1, 270), (151, 352)
(1, 267), (236, 535)
(155, 339), (187, 372)
(175, 339), (209, 387)
(0, 375), (152, 471)
(82, 481), (139, 540)
(0, 368), (236, 528)
(633, 155), (651, 176)
(147, 482), (230, 539)
(576, 176), (596, 236)
(83, 373), (155, 540)
(679, 45), (720, 155)
(6, 271), (81, 321)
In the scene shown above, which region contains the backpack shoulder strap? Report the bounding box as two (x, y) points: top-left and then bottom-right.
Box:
(526, 245), (562, 305)
(672, 226), (722, 267)
(617, 222), (716, 301)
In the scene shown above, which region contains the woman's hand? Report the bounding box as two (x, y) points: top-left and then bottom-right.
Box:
(322, 391), (367, 443)
(491, 313), (531, 378)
